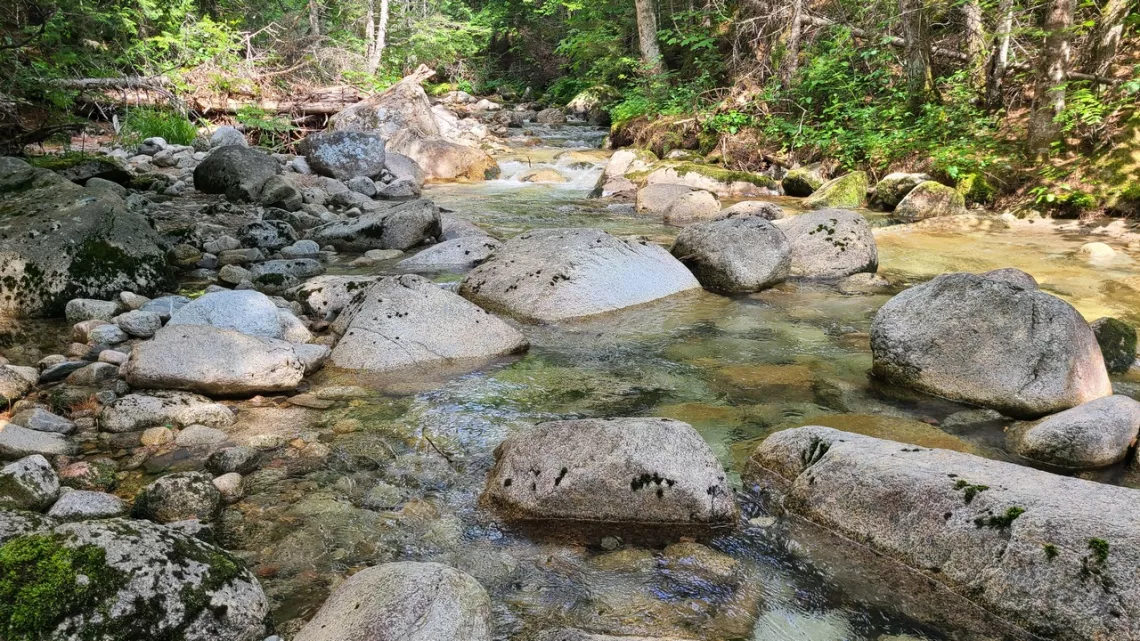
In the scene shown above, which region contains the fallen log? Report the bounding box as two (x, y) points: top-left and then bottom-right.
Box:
(50, 76), (172, 90)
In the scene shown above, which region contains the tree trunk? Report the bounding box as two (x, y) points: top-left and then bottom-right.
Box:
(634, 0), (665, 74)
(962, 0), (986, 91)
(1085, 0), (1129, 78)
(365, 0), (376, 65)
(899, 0), (933, 114)
(309, 0), (320, 36)
(1027, 0), (1075, 156)
(366, 0), (390, 75)
(984, 0), (1014, 109)
(779, 0), (805, 88)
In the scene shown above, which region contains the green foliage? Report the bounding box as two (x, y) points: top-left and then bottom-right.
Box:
(235, 105), (294, 152)
(120, 108), (199, 146)
(1028, 184), (1097, 216)
(704, 111), (757, 135)
(1088, 538), (1110, 564)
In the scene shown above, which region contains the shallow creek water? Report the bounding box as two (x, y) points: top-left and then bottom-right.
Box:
(7, 124), (1140, 641)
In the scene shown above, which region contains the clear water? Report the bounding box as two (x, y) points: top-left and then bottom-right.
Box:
(17, 124), (1140, 641)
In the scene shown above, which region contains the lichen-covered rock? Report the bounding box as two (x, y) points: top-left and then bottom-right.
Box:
(0, 455), (59, 511)
(643, 163), (778, 198)
(670, 217), (791, 294)
(297, 131), (387, 180)
(0, 509), (53, 544)
(238, 220), (297, 252)
(781, 164), (825, 197)
(0, 422), (77, 459)
(100, 391), (235, 434)
(1090, 317), (1137, 374)
(46, 490), (129, 521)
(0, 157), (173, 317)
(459, 228), (700, 322)
(330, 274), (528, 373)
(0, 518), (268, 640)
(287, 275), (380, 318)
(803, 171), (867, 209)
(293, 562), (491, 641)
(207, 447), (260, 475)
(482, 418), (737, 525)
(10, 407), (75, 435)
(1012, 395), (1140, 469)
(125, 326), (306, 396)
(397, 237), (501, 271)
(745, 425), (1140, 641)
(0, 365), (38, 404)
(133, 471), (222, 523)
(894, 181), (967, 221)
(871, 172), (932, 209)
(193, 146), (278, 202)
(871, 272), (1112, 418)
(775, 209), (878, 279)
(307, 199), (442, 252)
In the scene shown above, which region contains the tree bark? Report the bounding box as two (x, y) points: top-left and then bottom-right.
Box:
(309, 0), (320, 36)
(779, 0), (805, 88)
(1084, 0), (1129, 78)
(962, 0), (986, 91)
(1027, 0), (1075, 156)
(366, 0), (390, 74)
(984, 0), (1014, 109)
(634, 0), (665, 74)
(899, 0), (933, 113)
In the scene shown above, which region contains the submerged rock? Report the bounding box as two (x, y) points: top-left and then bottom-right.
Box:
(746, 425), (1140, 641)
(307, 199), (441, 251)
(330, 274), (528, 373)
(459, 228), (700, 322)
(538, 630), (698, 641)
(775, 209), (878, 279)
(293, 562), (491, 641)
(482, 418), (737, 526)
(803, 171), (867, 209)
(870, 272), (1111, 418)
(670, 216), (791, 294)
(1012, 395), (1140, 469)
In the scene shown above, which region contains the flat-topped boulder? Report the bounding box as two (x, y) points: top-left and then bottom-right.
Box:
(459, 228), (701, 322)
(100, 391), (235, 433)
(0, 422), (77, 459)
(745, 425), (1140, 641)
(482, 418), (737, 526)
(0, 157), (173, 317)
(307, 199), (441, 251)
(167, 289), (300, 340)
(330, 274), (527, 373)
(397, 237), (501, 271)
(871, 272), (1111, 418)
(775, 209), (878, 279)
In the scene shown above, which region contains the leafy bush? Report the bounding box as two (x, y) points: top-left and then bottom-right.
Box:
(120, 108), (199, 146)
(236, 106), (294, 152)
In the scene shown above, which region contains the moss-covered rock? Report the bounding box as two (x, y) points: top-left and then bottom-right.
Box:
(803, 171), (868, 209)
(870, 172), (931, 210)
(28, 154), (131, 186)
(566, 85), (622, 126)
(893, 180), (967, 222)
(1091, 317), (1138, 374)
(639, 162), (779, 198)
(781, 164), (825, 197)
(956, 172), (996, 206)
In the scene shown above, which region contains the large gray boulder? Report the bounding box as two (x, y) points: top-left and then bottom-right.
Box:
(0, 157), (173, 317)
(393, 135), (500, 183)
(125, 325), (306, 396)
(397, 237), (501, 271)
(482, 418), (737, 526)
(133, 471), (222, 523)
(287, 275), (380, 318)
(871, 272), (1112, 418)
(670, 217), (791, 294)
(193, 146), (279, 202)
(100, 391), (235, 434)
(745, 425), (1140, 641)
(297, 131), (387, 180)
(459, 228), (701, 322)
(307, 199), (441, 252)
(167, 290), (301, 341)
(871, 172), (932, 209)
(46, 490), (129, 521)
(1012, 395), (1140, 469)
(384, 152), (426, 188)
(775, 209), (878, 279)
(293, 562), (491, 641)
(0, 518), (268, 640)
(330, 275), (528, 373)
(0, 455), (59, 511)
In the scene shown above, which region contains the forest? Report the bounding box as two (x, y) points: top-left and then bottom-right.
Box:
(2, 0), (1137, 213)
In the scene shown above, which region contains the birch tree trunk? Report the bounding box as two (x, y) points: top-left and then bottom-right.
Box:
(900, 0), (933, 113)
(309, 0), (320, 36)
(779, 0), (805, 88)
(984, 0), (1014, 109)
(1027, 0), (1075, 156)
(1085, 0), (1130, 78)
(367, 0), (391, 75)
(962, 0), (986, 91)
(634, 0), (665, 74)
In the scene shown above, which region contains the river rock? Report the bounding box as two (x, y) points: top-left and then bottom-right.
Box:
(46, 489), (129, 521)
(260, 175), (303, 210)
(664, 189), (721, 222)
(293, 561), (491, 641)
(249, 259), (325, 287)
(592, 149), (656, 199)
(288, 275), (380, 318)
(894, 181), (967, 221)
(125, 326), (306, 396)
(538, 632), (697, 641)
(482, 418), (736, 525)
(459, 228), (700, 322)
(0, 365), (38, 403)
(1013, 395), (1140, 469)
(100, 391), (235, 433)
(0, 455), (59, 511)
(210, 125), (248, 148)
(982, 267), (1039, 289)
(113, 310), (163, 338)
(871, 172), (932, 209)
(239, 220), (297, 252)
(207, 446), (261, 475)
(537, 108), (567, 124)
(636, 183), (693, 214)
(643, 163), (778, 198)
(398, 237), (501, 271)
(0, 158), (172, 317)
(804, 171), (867, 209)
(297, 131), (387, 180)
(670, 216), (791, 294)
(87, 324), (128, 345)
(870, 272), (1112, 418)
(168, 290), (294, 340)
(66, 298), (120, 322)
(745, 425), (1140, 641)
(133, 471), (222, 523)
(0, 422), (77, 459)
(518, 168), (568, 183)
(193, 146), (278, 202)
(330, 275), (527, 373)
(440, 216), (491, 241)
(395, 136), (500, 182)
(781, 164), (825, 197)
(775, 209), (878, 279)
(720, 200), (784, 220)
(1090, 317), (1137, 373)
(307, 199), (442, 251)
(384, 152), (426, 187)
(140, 295), (191, 320)
(0, 518), (269, 640)
(10, 407), (75, 435)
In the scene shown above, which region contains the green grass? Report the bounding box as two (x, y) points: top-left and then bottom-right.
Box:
(120, 108), (198, 146)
